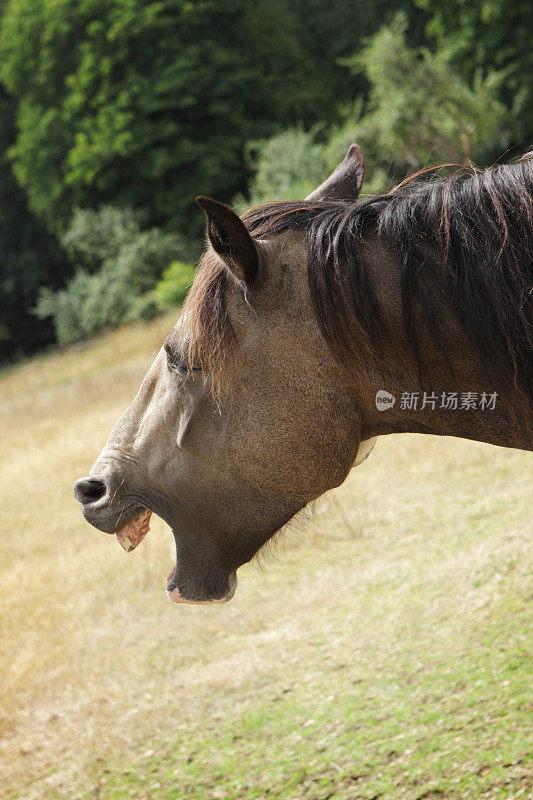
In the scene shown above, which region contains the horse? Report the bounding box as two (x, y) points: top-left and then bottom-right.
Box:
(74, 145), (533, 604)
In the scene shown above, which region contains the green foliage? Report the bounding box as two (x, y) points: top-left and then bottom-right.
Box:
(0, 0), (529, 358)
(235, 128), (328, 211)
(62, 206), (145, 270)
(280, 0), (428, 111)
(333, 13), (507, 181)
(35, 269), (132, 346)
(0, 0), (370, 237)
(415, 0), (533, 146)
(35, 207), (186, 344)
(241, 14), (508, 206)
(155, 260), (195, 308)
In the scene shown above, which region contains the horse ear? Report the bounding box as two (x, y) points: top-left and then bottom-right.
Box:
(306, 144), (365, 202)
(195, 196), (259, 284)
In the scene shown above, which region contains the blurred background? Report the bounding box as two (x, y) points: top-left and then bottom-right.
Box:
(1, 2), (532, 800)
(0, 0), (531, 364)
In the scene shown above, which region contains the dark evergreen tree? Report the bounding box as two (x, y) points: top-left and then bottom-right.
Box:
(0, 87), (68, 360)
(0, 0), (340, 236)
(0, 0), (427, 239)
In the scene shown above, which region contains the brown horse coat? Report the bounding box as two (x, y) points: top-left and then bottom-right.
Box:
(75, 146), (532, 602)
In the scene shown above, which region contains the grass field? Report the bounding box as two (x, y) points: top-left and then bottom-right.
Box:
(0, 312), (531, 800)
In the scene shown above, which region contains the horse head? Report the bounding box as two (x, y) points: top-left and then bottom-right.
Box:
(74, 146), (375, 603)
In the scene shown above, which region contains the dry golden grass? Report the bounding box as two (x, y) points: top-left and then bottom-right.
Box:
(0, 313), (531, 800)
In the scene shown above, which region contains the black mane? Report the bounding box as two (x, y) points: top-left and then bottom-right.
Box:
(244, 157), (533, 411)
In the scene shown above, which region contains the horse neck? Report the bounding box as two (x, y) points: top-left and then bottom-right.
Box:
(357, 239), (533, 452)
(365, 392), (531, 451)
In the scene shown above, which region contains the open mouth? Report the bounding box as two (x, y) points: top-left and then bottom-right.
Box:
(115, 509), (236, 604)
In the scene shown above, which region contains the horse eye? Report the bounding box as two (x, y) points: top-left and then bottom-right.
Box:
(166, 351), (201, 377)
(169, 359), (188, 375)
(164, 342), (185, 373)
(164, 340), (202, 376)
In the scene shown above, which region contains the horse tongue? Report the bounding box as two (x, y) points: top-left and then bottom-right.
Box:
(116, 509), (152, 552)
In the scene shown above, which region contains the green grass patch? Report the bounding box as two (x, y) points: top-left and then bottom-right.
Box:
(79, 551), (532, 800)
(2, 316), (531, 800)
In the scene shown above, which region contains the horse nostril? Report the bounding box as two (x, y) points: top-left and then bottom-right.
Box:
(73, 476), (108, 505)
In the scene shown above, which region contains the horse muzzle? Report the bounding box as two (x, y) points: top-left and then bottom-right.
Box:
(73, 472), (144, 534)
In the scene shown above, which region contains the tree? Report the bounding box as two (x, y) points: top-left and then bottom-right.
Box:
(243, 14), (508, 205)
(326, 13), (507, 187)
(0, 0), (435, 239)
(0, 86), (68, 361)
(414, 0), (533, 149)
(0, 0), (345, 237)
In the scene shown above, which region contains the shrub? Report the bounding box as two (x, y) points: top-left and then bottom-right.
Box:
(61, 206), (145, 269)
(333, 13), (507, 181)
(235, 127), (327, 211)
(35, 206), (188, 344)
(35, 269), (127, 345)
(155, 260), (195, 308)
